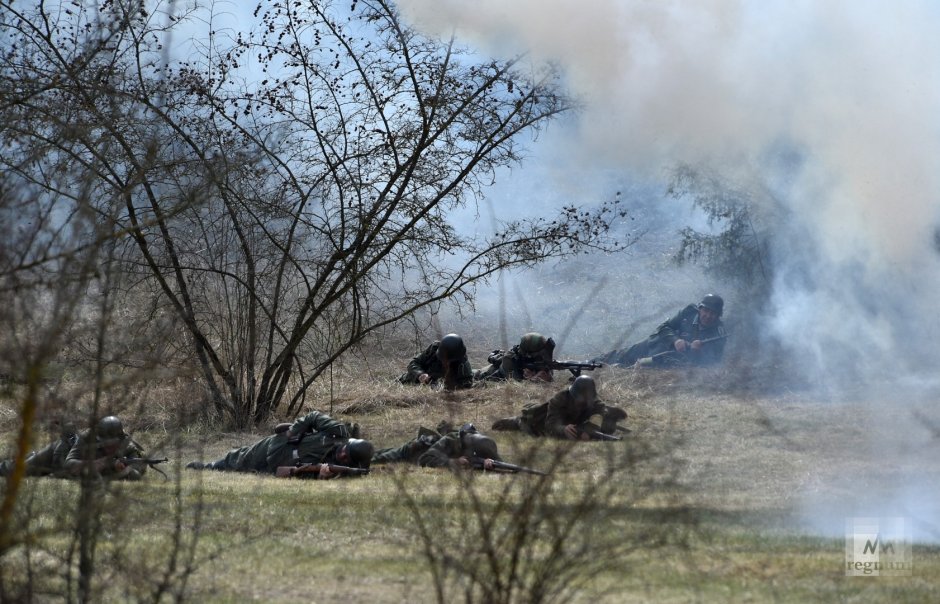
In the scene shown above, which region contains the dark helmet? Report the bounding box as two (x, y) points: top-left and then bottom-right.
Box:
(436, 333), (466, 362)
(96, 416), (126, 441)
(519, 332), (547, 354)
(344, 439), (374, 469)
(698, 294), (724, 317)
(458, 422), (478, 438)
(464, 433), (499, 460)
(568, 376), (598, 405)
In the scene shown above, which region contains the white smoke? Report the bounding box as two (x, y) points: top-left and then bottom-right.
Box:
(397, 0), (940, 541)
(398, 0), (940, 376)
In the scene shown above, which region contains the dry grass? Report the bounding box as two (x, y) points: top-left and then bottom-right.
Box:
(2, 361), (939, 602)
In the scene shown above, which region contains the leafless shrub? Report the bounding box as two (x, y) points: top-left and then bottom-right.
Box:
(395, 432), (689, 604)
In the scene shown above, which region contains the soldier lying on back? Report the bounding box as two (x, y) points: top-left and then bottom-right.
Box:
(491, 376), (627, 441)
(186, 410), (372, 479)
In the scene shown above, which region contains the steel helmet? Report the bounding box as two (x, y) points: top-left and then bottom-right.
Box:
(568, 376), (598, 405)
(96, 416), (126, 441)
(344, 439), (374, 469)
(698, 294), (724, 317)
(519, 332), (547, 354)
(436, 333), (466, 361)
(464, 433), (499, 460)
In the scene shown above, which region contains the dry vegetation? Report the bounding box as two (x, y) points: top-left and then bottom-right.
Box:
(2, 358), (938, 602)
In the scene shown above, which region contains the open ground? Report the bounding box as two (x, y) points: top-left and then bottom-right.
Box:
(1, 361), (938, 602)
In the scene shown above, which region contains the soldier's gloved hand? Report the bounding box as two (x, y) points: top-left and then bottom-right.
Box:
(563, 424), (580, 440)
(92, 457), (114, 473)
(674, 339), (688, 353)
(482, 458), (495, 470)
(319, 464), (337, 479)
(418, 373), (431, 384)
(456, 456), (471, 469)
(690, 340), (702, 351)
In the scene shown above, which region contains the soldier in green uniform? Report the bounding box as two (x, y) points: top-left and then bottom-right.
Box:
(593, 294), (727, 367)
(491, 376), (627, 440)
(372, 422), (499, 471)
(186, 410), (372, 479)
(0, 421), (77, 478)
(398, 333), (474, 390)
(475, 332), (556, 382)
(63, 416), (148, 480)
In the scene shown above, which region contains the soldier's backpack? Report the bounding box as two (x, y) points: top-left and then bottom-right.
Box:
(519, 400), (550, 436)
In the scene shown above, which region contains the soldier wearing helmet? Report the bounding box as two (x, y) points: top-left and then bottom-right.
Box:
(62, 415), (148, 480)
(492, 376), (627, 440)
(0, 418), (79, 478)
(475, 332), (556, 382)
(417, 423), (500, 471)
(398, 333), (474, 390)
(593, 294), (728, 368)
(186, 410), (371, 479)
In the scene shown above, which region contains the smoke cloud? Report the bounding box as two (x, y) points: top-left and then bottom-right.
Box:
(398, 0), (940, 541)
(399, 0), (940, 377)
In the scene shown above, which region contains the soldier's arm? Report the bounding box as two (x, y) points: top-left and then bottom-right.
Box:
(288, 411), (348, 439)
(417, 436), (459, 468)
(456, 359), (475, 388)
(64, 437), (112, 475)
(544, 392), (573, 439)
(404, 344), (436, 382)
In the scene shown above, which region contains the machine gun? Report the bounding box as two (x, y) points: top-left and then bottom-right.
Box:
(519, 360), (603, 378)
(274, 463), (370, 479)
(469, 457), (548, 476)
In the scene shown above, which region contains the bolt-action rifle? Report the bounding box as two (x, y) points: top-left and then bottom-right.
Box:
(583, 429), (622, 441)
(469, 457), (548, 476)
(650, 333), (731, 362)
(274, 463), (370, 478)
(118, 457), (169, 479)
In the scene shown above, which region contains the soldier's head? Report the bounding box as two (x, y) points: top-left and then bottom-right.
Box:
(519, 332), (555, 360)
(568, 376), (598, 406)
(337, 439), (374, 469)
(463, 433), (499, 460)
(697, 294), (723, 326)
(96, 415), (126, 449)
(96, 415), (127, 442)
(436, 333), (466, 364)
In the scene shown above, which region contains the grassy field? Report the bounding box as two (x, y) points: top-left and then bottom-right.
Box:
(2, 364), (939, 602)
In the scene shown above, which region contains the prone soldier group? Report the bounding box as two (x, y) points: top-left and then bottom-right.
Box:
(399, 293), (728, 390)
(2, 293), (723, 481)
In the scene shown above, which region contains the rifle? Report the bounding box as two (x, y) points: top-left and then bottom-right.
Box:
(118, 457), (169, 479)
(520, 360), (603, 377)
(274, 463), (370, 478)
(583, 429), (622, 442)
(650, 333), (731, 362)
(469, 457), (548, 476)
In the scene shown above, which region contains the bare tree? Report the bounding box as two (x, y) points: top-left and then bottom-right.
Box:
(2, 0), (625, 428)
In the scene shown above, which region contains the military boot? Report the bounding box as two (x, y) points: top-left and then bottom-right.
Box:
(491, 417), (521, 432)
